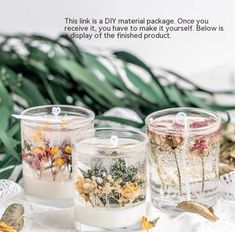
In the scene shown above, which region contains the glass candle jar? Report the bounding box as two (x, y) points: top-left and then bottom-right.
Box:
(20, 105), (94, 206)
(146, 108), (221, 212)
(73, 128), (148, 231)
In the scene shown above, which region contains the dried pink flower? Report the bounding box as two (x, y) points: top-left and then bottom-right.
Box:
(191, 137), (208, 157)
(165, 134), (183, 150)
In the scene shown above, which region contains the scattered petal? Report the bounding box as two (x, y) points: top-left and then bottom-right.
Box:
(0, 220), (16, 232)
(1, 203), (24, 231)
(141, 216), (159, 231)
(176, 201), (219, 222)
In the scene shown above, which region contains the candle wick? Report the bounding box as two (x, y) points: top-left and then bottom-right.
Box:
(110, 135), (119, 148)
(52, 106), (61, 121)
(174, 112), (191, 201)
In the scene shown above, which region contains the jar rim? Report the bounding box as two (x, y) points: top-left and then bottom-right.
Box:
(75, 127), (148, 155)
(145, 107), (221, 134)
(21, 105), (95, 127)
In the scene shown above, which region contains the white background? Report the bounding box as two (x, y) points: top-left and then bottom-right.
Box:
(1, 0), (235, 89)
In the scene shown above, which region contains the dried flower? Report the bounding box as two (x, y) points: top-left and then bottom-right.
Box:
(75, 178), (96, 194)
(64, 145), (72, 154)
(31, 158), (41, 170)
(122, 182), (139, 199)
(141, 216), (159, 232)
(190, 121), (209, 128)
(165, 134), (183, 150)
(32, 147), (44, 157)
(0, 221), (16, 232)
(31, 131), (45, 142)
(76, 158), (145, 207)
(54, 158), (64, 167)
(191, 137), (208, 157)
(50, 146), (59, 156)
(147, 129), (163, 146)
(23, 138), (72, 181)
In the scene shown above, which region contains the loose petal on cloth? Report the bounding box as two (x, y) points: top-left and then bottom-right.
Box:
(176, 201), (219, 222)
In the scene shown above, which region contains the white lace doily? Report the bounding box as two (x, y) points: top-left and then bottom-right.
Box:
(0, 179), (24, 204)
(220, 171), (235, 200)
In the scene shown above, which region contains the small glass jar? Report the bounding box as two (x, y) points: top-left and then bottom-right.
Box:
(73, 128), (148, 231)
(20, 105), (95, 206)
(146, 107), (221, 212)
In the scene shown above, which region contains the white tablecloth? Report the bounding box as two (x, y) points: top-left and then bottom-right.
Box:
(1, 179), (235, 232)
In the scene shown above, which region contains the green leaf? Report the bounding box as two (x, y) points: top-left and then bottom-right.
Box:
(0, 154), (19, 169)
(114, 51), (170, 105)
(58, 34), (84, 65)
(184, 91), (212, 108)
(1, 67), (45, 106)
(16, 170), (23, 183)
(125, 65), (167, 106)
(28, 59), (49, 73)
(0, 167), (15, 179)
(58, 58), (124, 107)
(83, 53), (124, 89)
(0, 78), (13, 110)
(166, 85), (186, 107)
(0, 131), (20, 161)
(40, 75), (59, 104)
(114, 51), (150, 71)
(25, 44), (48, 60)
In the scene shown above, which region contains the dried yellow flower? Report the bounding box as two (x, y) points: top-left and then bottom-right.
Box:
(54, 158), (64, 167)
(75, 178), (96, 194)
(75, 178), (84, 193)
(122, 182), (139, 199)
(64, 145), (72, 154)
(31, 131), (45, 142)
(32, 147), (44, 155)
(141, 216), (159, 232)
(0, 221), (16, 232)
(50, 147), (59, 156)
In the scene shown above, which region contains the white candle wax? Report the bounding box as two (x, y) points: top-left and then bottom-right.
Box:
(74, 200), (146, 228)
(24, 176), (73, 199)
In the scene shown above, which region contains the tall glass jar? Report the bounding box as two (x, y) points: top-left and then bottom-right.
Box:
(20, 105), (95, 206)
(73, 128), (148, 231)
(146, 108), (221, 212)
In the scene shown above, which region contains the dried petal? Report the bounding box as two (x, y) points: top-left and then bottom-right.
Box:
(176, 201), (219, 222)
(0, 220), (16, 232)
(54, 158), (64, 167)
(190, 137), (208, 157)
(1, 204), (24, 231)
(64, 145), (72, 154)
(165, 134), (183, 150)
(50, 146), (59, 155)
(141, 216), (159, 232)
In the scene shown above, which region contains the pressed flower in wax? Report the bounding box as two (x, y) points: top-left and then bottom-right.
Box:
(22, 137), (73, 181)
(75, 158), (146, 208)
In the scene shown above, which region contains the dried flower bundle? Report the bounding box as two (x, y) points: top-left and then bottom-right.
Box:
(148, 118), (220, 195)
(75, 158), (146, 207)
(22, 131), (72, 181)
